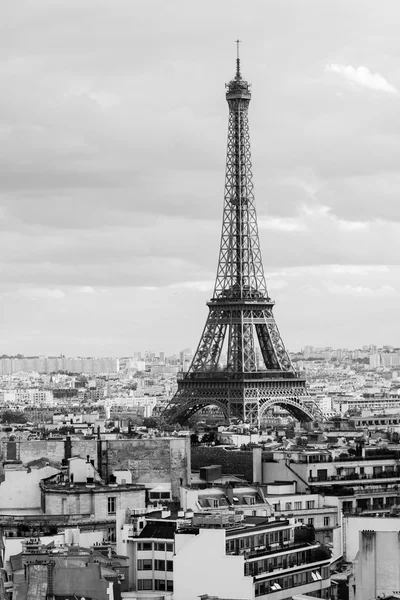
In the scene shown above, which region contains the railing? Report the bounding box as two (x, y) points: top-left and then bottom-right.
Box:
(228, 540), (316, 559)
(343, 507), (394, 515)
(333, 454), (400, 462)
(313, 471), (400, 483)
(244, 545), (330, 576)
(177, 371), (303, 382)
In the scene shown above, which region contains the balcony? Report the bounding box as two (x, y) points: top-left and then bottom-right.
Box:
(227, 540), (318, 560)
(310, 471), (400, 484)
(244, 544), (331, 577)
(333, 453), (400, 462)
(177, 371), (303, 382)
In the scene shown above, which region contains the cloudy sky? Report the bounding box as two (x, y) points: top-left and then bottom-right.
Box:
(1, 0), (400, 357)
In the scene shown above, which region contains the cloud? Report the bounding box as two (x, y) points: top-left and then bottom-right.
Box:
(258, 217), (307, 232)
(20, 288), (66, 299)
(325, 64), (397, 94)
(79, 286), (95, 294)
(168, 280), (214, 293)
(2, 0), (400, 354)
(324, 282), (396, 297)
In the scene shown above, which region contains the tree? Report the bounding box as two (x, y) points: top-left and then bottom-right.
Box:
(190, 433), (200, 445)
(143, 417), (159, 429)
(1, 410), (27, 424)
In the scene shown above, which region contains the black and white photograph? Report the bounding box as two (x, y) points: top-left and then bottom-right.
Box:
(1, 2), (400, 599)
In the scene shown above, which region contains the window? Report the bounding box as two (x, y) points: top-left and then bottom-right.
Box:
(156, 542), (165, 551)
(271, 582), (282, 591)
(285, 502), (292, 511)
(294, 502), (302, 510)
(138, 542), (152, 551)
(166, 560), (173, 572)
(297, 518), (304, 524)
(322, 566), (330, 579)
(244, 496), (255, 505)
(107, 496), (116, 515)
(155, 580), (166, 591)
(324, 516), (330, 527)
(306, 500), (315, 509)
(273, 503), (281, 511)
(308, 518), (314, 526)
(167, 580), (174, 592)
(138, 579), (153, 591)
(137, 559), (152, 570)
(154, 559), (165, 571)
(166, 543), (173, 552)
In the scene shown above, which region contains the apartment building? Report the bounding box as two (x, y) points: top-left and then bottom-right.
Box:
(122, 513), (332, 600)
(174, 516), (332, 600)
(127, 519), (175, 594)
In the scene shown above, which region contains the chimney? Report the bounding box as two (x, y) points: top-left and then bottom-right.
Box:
(64, 436), (72, 462)
(224, 483), (234, 504)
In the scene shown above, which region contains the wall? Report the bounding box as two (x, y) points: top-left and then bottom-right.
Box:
(0, 465), (59, 509)
(0, 439), (98, 466)
(0, 437), (189, 502)
(69, 457), (98, 483)
(174, 528), (254, 600)
(191, 447), (254, 482)
(352, 530), (400, 600)
(106, 437), (190, 500)
(44, 486), (146, 518)
(262, 461), (308, 493)
(180, 487), (201, 512)
(344, 515), (400, 561)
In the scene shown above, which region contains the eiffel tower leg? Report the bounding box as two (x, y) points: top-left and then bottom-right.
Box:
(190, 314), (226, 373)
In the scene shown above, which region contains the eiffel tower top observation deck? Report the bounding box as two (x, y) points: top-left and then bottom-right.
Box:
(162, 47), (321, 426)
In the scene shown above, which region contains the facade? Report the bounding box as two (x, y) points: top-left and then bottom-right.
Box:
(349, 529), (400, 600)
(259, 448), (400, 494)
(121, 513), (331, 600)
(259, 449), (400, 526)
(0, 356), (119, 375)
(127, 520), (176, 594)
(0, 436), (190, 501)
(40, 479), (146, 523)
(174, 516), (331, 600)
(264, 492), (341, 561)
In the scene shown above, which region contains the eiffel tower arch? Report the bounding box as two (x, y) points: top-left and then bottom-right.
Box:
(162, 48), (322, 427)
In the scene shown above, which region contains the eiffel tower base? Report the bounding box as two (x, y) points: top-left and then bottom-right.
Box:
(163, 375), (320, 427)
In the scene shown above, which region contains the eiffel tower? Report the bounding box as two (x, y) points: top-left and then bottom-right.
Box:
(163, 46), (320, 426)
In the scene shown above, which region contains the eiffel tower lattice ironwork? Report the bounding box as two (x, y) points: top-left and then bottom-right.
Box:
(163, 48), (321, 426)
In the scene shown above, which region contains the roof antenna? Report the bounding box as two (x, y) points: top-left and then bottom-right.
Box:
(235, 39), (241, 79)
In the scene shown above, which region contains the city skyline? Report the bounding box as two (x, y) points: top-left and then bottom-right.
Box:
(2, 1), (400, 355)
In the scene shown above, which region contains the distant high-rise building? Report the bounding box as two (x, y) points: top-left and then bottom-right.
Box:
(369, 354), (381, 369)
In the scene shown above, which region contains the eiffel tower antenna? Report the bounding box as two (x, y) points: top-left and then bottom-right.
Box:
(235, 39), (241, 78)
(162, 48), (322, 427)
